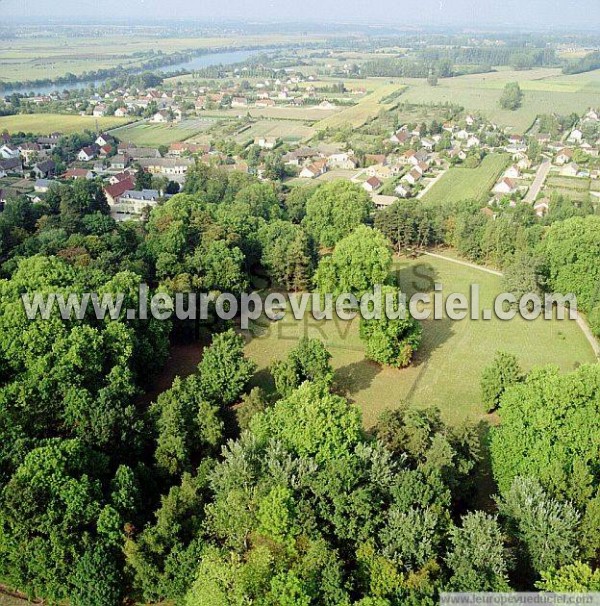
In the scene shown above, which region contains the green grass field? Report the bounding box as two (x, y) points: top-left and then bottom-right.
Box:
(109, 119), (215, 147)
(0, 114), (130, 135)
(421, 154), (509, 206)
(243, 254), (596, 427)
(397, 68), (600, 133)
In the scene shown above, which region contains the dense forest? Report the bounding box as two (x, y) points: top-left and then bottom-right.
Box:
(0, 163), (600, 604)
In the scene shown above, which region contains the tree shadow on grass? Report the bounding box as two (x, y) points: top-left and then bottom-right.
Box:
(393, 261), (441, 298)
(333, 359), (383, 400)
(411, 316), (455, 368)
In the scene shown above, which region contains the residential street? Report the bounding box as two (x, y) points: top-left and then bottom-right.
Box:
(524, 157), (551, 203)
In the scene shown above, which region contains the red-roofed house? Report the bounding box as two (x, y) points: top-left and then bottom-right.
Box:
(104, 177), (136, 205)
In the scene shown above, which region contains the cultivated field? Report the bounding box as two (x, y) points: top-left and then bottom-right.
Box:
(421, 154), (509, 206)
(544, 174), (592, 202)
(314, 83), (405, 130)
(199, 106), (344, 121)
(109, 118), (215, 146)
(0, 113), (130, 135)
(243, 254), (595, 427)
(398, 67), (600, 133)
(233, 119), (316, 144)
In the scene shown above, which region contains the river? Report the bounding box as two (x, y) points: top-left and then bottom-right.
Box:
(5, 48), (269, 96)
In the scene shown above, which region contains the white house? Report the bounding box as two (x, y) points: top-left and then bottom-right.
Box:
(327, 152), (357, 170)
(77, 146), (98, 162)
(254, 137), (279, 149)
(504, 165), (521, 179)
(151, 110), (170, 123)
(363, 176), (382, 192)
(466, 136), (481, 148)
(299, 160), (327, 179)
(555, 148), (573, 165)
(95, 134), (113, 147)
(560, 162), (579, 177)
(394, 183), (412, 198)
(534, 198), (550, 217)
(92, 104), (107, 117)
(493, 177), (517, 195)
(402, 168), (422, 186)
(0, 144), (20, 160)
(568, 129), (584, 143)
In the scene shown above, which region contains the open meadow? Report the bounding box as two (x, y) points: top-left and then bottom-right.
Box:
(242, 254), (596, 428)
(0, 113), (130, 135)
(421, 154), (509, 206)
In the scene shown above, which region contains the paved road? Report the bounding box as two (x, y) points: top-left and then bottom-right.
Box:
(524, 158), (551, 203)
(422, 251), (600, 358)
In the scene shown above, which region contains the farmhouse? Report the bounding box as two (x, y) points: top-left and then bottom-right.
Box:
(534, 197), (550, 218)
(37, 133), (61, 150)
(111, 154), (130, 170)
(34, 179), (53, 193)
(283, 148), (320, 167)
(136, 157), (194, 176)
(151, 110), (171, 123)
(504, 165), (521, 179)
(402, 168), (423, 186)
(568, 129), (583, 143)
(18, 142), (44, 165)
(390, 130), (411, 145)
(560, 162), (580, 177)
(254, 137), (279, 149)
(0, 144), (20, 160)
(109, 189), (163, 222)
(493, 177), (517, 195)
(394, 183), (412, 198)
(108, 170), (134, 185)
(372, 194), (397, 209)
(78, 146), (98, 162)
(231, 97), (249, 108)
(127, 147), (161, 160)
(92, 104), (107, 117)
(256, 99), (275, 108)
(96, 134), (114, 147)
(104, 177), (136, 205)
(555, 148), (573, 165)
(299, 160), (327, 179)
(0, 157), (23, 175)
(32, 160), (56, 179)
(168, 142), (210, 156)
(327, 152), (357, 170)
(63, 168), (95, 180)
(363, 176), (382, 192)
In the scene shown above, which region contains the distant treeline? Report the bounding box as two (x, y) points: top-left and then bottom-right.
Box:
(562, 50), (600, 74)
(422, 46), (558, 70)
(358, 57), (455, 78)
